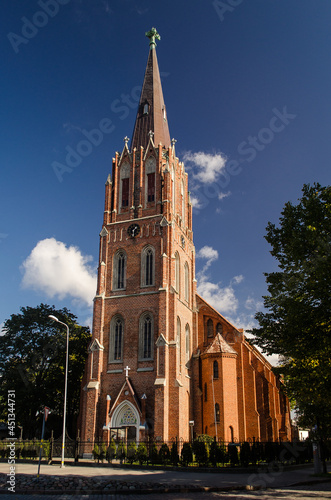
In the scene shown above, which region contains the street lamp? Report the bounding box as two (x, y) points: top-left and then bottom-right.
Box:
(49, 315), (69, 468)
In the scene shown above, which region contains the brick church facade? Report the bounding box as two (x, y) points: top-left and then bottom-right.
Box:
(79, 28), (292, 444)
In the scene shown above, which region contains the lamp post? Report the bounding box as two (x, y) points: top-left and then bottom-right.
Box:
(49, 315), (69, 468)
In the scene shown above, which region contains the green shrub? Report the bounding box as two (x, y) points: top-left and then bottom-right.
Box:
(116, 441), (127, 462)
(170, 441), (179, 466)
(181, 442), (193, 466)
(92, 444), (100, 462)
(209, 440), (226, 467)
(228, 443), (239, 466)
(99, 442), (107, 462)
(159, 443), (170, 465)
(193, 440), (208, 466)
(195, 434), (214, 450)
(240, 442), (250, 467)
(137, 442), (148, 464)
(127, 441), (137, 464)
(149, 442), (159, 464)
(106, 440), (117, 463)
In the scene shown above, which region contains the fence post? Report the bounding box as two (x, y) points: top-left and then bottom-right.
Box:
(75, 434), (80, 463)
(50, 431), (54, 463)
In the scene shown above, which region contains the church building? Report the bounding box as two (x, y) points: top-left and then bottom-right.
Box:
(79, 28), (292, 444)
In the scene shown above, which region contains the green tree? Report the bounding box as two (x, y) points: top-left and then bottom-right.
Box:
(158, 443), (170, 465)
(116, 441), (127, 463)
(106, 439), (117, 463)
(192, 440), (208, 466)
(181, 442), (193, 466)
(251, 184), (331, 451)
(0, 303), (91, 438)
(136, 442), (148, 464)
(92, 443), (100, 462)
(127, 441), (137, 464)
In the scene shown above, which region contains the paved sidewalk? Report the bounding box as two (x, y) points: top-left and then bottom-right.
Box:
(0, 461), (330, 495)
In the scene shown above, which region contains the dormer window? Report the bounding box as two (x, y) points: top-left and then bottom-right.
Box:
(143, 103), (149, 115)
(162, 106), (166, 121)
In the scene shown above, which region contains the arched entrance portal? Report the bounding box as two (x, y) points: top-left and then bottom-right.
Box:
(110, 401), (140, 441)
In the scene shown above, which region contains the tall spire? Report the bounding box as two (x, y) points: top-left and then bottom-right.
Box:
(131, 28), (171, 151)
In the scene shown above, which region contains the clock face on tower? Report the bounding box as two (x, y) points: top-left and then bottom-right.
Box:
(127, 223), (140, 238)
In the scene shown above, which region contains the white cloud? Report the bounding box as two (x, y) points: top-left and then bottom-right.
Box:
(190, 195), (203, 209)
(218, 191), (231, 201)
(183, 151), (227, 184)
(197, 279), (239, 315)
(196, 245), (241, 316)
(21, 238), (97, 307)
(196, 245), (218, 265)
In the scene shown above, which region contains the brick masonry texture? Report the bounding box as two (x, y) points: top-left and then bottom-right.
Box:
(78, 37), (292, 446)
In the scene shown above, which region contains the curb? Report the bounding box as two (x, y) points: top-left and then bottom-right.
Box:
(0, 484), (261, 496)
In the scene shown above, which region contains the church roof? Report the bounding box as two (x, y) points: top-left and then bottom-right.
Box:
(203, 333), (237, 355)
(131, 28), (171, 151)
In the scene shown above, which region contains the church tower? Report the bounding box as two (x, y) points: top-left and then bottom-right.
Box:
(79, 28), (293, 447)
(80, 28), (196, 443)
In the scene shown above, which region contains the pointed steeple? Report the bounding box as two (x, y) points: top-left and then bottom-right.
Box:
(131, 28), (171, 151)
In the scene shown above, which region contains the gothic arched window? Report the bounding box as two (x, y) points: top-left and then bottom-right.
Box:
(207, 318), (214, 337)
(215, 403), (220, 423)
(213, 360), (219, 379)
(113, 250), (126, 290)
(185, 324), (190, 363)
(109, 315), (124, 363)
(139, 313), (154, 360)
(184, 262), (189, 302)
(216, 322), (223, 335)
(181, 179), (185, 226)
(145, 157), (156, 204)
(177, 317), (181, 373)
(175, 252), (180, 293)
(119, 162), (130, 211)
(171, 166), (176, 215)
(141, 245), (155, 286)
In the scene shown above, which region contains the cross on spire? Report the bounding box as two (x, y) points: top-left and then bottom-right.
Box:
(124, 136), (129, 145)
(125, 365), (131, 378)
(145, 27), (160, 49)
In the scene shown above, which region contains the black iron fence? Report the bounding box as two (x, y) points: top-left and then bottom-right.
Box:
(2, 437), (329, 467)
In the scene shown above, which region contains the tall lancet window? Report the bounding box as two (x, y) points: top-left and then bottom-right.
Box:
(113, 250), (126, 290)
(184, 262), (189, 303)
(185, 324), (190, 364)
(119, 162), (130, 211)
(141, 245), (155, 286)
(181, 179), (185, 226)
(139, 312), (154, 360)
(177, 317), (181, 373)
(172, 166), (176, 215)
(145, 157), (156, 205)
(109, 315), (124, 362)
(175, 252), (180, 293)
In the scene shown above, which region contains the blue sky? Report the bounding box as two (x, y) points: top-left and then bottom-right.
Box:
(1, 1), (330, 360)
